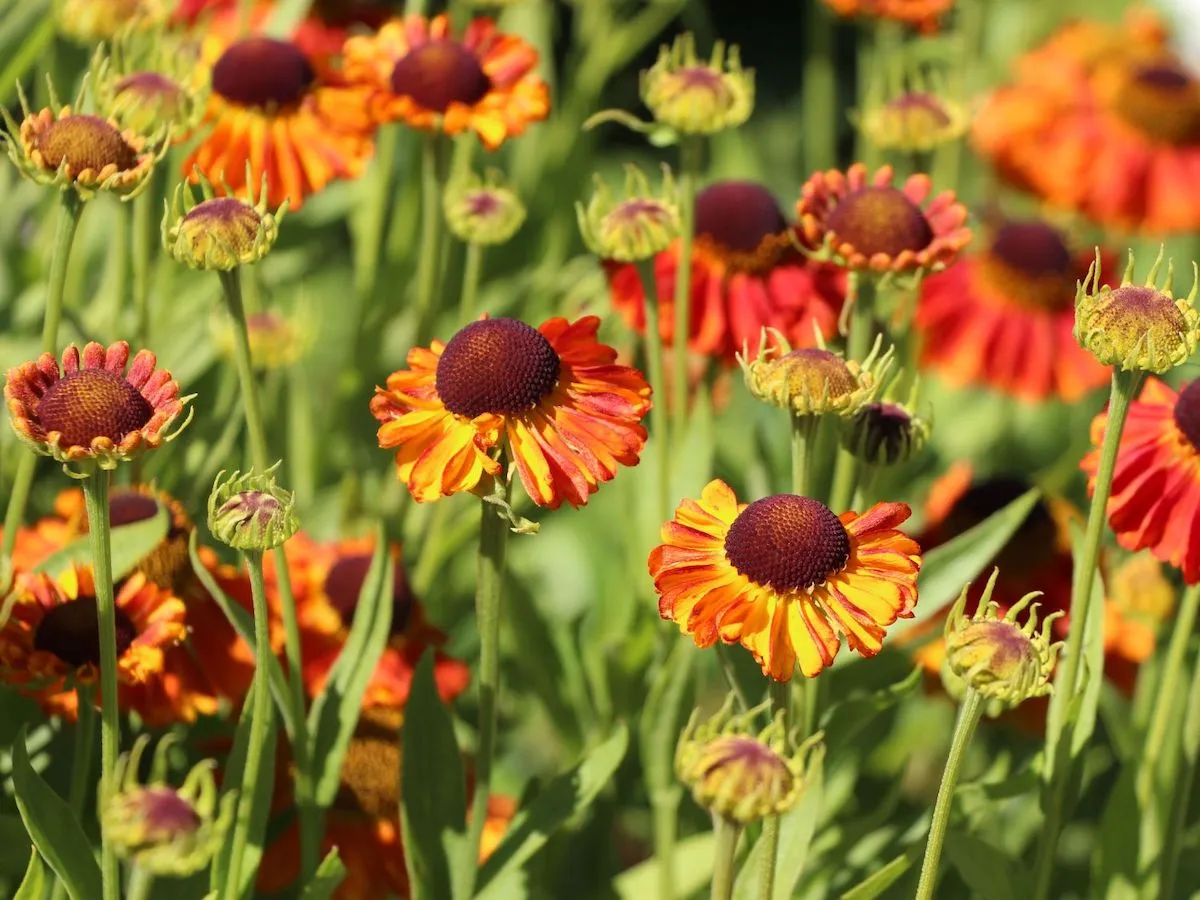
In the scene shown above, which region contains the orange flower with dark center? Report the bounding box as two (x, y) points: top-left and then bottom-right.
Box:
(607, 180), (846, 362)
(342, 14), (549, 148)
(917, 219), (1117, 400)
(372, 316), (651, 508)
(649, 479), (921, 680)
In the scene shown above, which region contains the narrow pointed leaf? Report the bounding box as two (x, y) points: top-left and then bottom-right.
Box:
(13, 848), (46, 900)
(35, 502), (168, 580)
(299, 848), (347, 900)
(839, 849), (919, 900)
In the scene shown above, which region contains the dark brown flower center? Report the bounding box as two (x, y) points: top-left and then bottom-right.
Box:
(211, 37), (315, 108)
(37, 368), (153, 448)
(436, 318), (561, 418)
(975, 220), (1076, 312)
(389, 40), (492, 113)
(1111, 61), (1200, 145)
(695, 181), (788, 254)
(943, 477), (1057, 574)
(109, 491), (160, 527)
(724, 495), (850, 592)
(1174, 380), (1200, 450)
(33, 595), (137, 668)
(35, 115), (137, 173)
(324, 552), (415, 636)
(824, 186), (934, 259)
(335, 707), (403, 820)
(137, 787), (201, 839)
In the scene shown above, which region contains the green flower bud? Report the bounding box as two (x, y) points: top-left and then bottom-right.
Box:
(641, 34), (754, 136)
(443, 168), (526, 246)
(841, 373), (930, 466)
(739, 332), (892, 418)
(207, 463), (298, 551)
(164, 169), (284, 270)
(576, 164), (680, 262)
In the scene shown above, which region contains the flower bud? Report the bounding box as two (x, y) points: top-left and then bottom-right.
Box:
(1074, 247), (1199, 374)
(207, 463), (298, 552)
(576, 164), (680, 262)
(852, 64), (968, 153)
(164, 170), (284, 270)
(443, 168), (526, 246)
(675, 697), (823, 825)
(740, 332), (891, 418)
(841, 374), (930, 465)
(641, 34), (754, 136)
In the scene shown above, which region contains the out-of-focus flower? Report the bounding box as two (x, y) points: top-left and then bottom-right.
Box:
(444, 167), (526, 245)
(822, 0), (954, 31)
(96, 28), (207, 143)
(853, 65), (969, 153)
(5, 341), (189, 473)
(164, 178), (284, 270)
(342, 14), (549, 148)
(917, 219), (1117, 401)
(208, 465), (299, 552)
(606, 180), (847, 363)
(797, 163), (971, 276)
(214, 309), (311, 371)
(649, 479), (921, 680)
(54, 0), (167, 44)
(371, 316), (651, 509)
(640, 34), (753, 135)
(577, 164), (680, 263)
(740, 338), (889, 418)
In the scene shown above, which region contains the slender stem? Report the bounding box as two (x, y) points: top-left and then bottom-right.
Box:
(828, 274), (877, 512)
(715, 645), (749, 712)
(710, 816), (741, 900)
(671, 139), (702, 448)
(49, 686), (97, 900)
(132, 189), (153, 350)
(916, 690), (984, 900)
(1161, 634), (1200, 900)
(459, 478), (512, 900)
(352, 123), (399, 363)
(635, 259), (671, 522)
(217, 269), (270, 469)
(757, 679), (791, 900)
(802, 4), (836, 172)
(414, 134), (448, 347)
(82, 471), (120, 900)
(125, 866), (154, 900)
(2, 192), (85, 560)
(459, 241), (485, 323)
(224, 551), (274, 900)
(653, 788), (681, 900)
(1032, 368), (1143, 900)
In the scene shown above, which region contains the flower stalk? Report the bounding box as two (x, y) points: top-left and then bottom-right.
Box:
(757, 679), (791, 900)
(459, 240), (485, 323)
(710, 816), (740, 900)
(48, 685), (97, 900)
(1161, 630), (1200, 900)
(635, 258), (671, 520)
(415, 134), (449, 346)
(671, 138), (702, 446)
(131, 188), (153, 349)
(828, 273), (878, 512)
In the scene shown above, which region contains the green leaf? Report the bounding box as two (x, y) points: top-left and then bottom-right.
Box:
(34, 501), (169, 581)
(400, 651), (466, 900)
(639, 640), (696, 794)
(12, 848), (45, 900)
(838, 848), (919, 900)
(299, 848), (347, 900)
(476, 725), (630, 899)
(822, 667), (923, 752)
(308, 524), (393, 807)
(944, 832), (1020, 900)
(614, 830), (718, 900)
(10, 727), (101, 900)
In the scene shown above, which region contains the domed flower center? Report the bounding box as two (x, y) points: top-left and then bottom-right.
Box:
(824, 186), (934, 259)
(977, 220), (1076, 311)
(35, 115), (137, 173)
(1111, 61), (1200, 145)
(33, 595), (137, 667)
(724, 494), (851, 592)
(324, 552), (415, 636)
(1092, 284), (1190, 360)
(211, 37), (314, 108)
(109, 491), (160, 527)
(136, 787), (201, 839)
(389, 40), (492, 113)
(1173, 379), (1200, 450)
(436, 318), (561, 418)
(37, 368), (154, 448)
(943, 477), (1057, 575)
(773, 348), (857, 402)
(695, 181), (788, 254)
(182, 198), (262, 252)
(336, 707), (402, 819)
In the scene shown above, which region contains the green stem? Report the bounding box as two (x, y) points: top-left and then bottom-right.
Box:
(458, 477), (512, 900)
(710, 816), (741, 900)
(1161, 632), (1200, 900)
(459, 241), (485, 323)
(653, 788), (681, 900)
(802, 4), (836, 172)
(132, 189), (153, 350)
(757, 679), (791, 900)
(671, 139), (702, 448)
(916, 690), (984, 900)
(636, 259), (671, 522)
(224, 551), (274, 900)
(81, 471), (120, 900)
(126, 866), (154, 900)
(2, 191), (85, 560)
(414, 134), (448, 347)
(49, 686), (97, 900)
(1032, 368), (1143, 900)
(828, 274), (877, 512)
(217, 270), (270, 469)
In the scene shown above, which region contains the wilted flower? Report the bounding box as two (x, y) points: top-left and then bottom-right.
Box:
(208, 464), (299, 552)
(740, 334), (890, 417)
(444, 168), (526, 245)
(641, 34), (754, 135)
(577, 164), (680, 263)
(164, 174), (284, 270)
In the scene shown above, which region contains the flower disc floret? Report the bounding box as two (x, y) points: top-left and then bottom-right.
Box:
(208, 464), (298, 552)
(111, 72), (190, 138)
(641, 34), (754, 135)
(858, 90), (968, 151)
(389, 40), (492, 112)
(1105, 61), (1200, 145)
(844, 400), (930, 466)
(211, 37), (315, 108)
(436, 318), (561, 418)
(725, 496), (851, 591)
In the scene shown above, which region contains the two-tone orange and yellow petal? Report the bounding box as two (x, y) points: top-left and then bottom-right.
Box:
(342, 14), (549, 149)
(372, 316), (651, 509)
(648, 479), (921, 681)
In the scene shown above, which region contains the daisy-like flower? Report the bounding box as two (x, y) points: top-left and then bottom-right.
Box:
(371, 316), (651, 509)
(1083, 377), (1200, 583)
(5, 341), (188, 473)
(649, 479), (921, 680)
(606, 180), (847, 363)
(917, 219), (1117, 401)
(342, 14), (549, 149)
(0, 566), (187, 698)
(97, 28), (207, 144)
(182, 32), (375, 208)
(797, 163), (971, 275)
(821, 0), (954, 30)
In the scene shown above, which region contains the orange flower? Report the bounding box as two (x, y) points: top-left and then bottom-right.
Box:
(606, 180), (846, 363)
(797, 163), (970, 274)
(371, 316), (651, 509)
(342, 14), (549, 148)
(821, 0), (953, 30)
(916, 219), (1116, 401)
(649, 479), (921, 680)
(182, 30), (374, 209)
(1083, 377), (1200, 582)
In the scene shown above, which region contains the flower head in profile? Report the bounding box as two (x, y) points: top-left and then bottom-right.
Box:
(649, 480), (921, 680)
(740, 334), (891, 418)
(5, 341), (189, 474)
(577, 164), (680, 263)
(342, 14), (549, 148)
(164, 173), (283, 270)
(841, 375), (930, 467)
(444, 167), (526, 246)
(676, 697), (823, 824)
(371, 316), (651, 510)
(641, 34), (754, 135)
(797, 162), (970, 276)
(208, 464), (299, 552)
(102, 735), (234, 876)
(1074, 247), (1199, 374)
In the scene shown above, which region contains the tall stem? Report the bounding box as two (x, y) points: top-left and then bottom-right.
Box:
(652, 789), (681, 900)
(636, 259), (671, 522)
(915, 690), (984, 900)
(414, 135), (448, 347)
(802, 4), (836, 172)
(459, 477), (512, 900)
(1033, 368), (1143, 900)
(671, 139), (702, 448)
(710, 816), (741, 900)
(828, 274), (876, 512)
(224, 551), (274, 900)
(1161, 634), (1200, 900)
(2, 191), (85, 560)
(757, 679), (791, 900)
(132, 189), (153, 350)
(459, 241), (485, 323)
(81, 471), (120, 900)
(49, 686), (97, 900)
